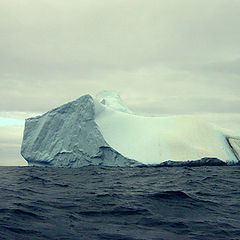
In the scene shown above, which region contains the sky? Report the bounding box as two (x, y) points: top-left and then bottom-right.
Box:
(1, 0), (240, 165)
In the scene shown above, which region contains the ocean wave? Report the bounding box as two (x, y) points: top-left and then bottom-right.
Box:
(0, 165), (239, 240)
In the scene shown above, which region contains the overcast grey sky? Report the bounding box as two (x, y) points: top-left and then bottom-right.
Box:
(1, 0), (240, 165)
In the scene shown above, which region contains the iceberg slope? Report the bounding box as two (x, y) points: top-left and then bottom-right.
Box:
(21, 91), (240, 167)
(96, 110), (239, 165)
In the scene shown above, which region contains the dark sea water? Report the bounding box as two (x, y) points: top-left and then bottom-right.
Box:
(0, 166), (240, 240)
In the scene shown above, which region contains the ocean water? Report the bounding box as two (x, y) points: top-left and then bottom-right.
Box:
(0, 166), (240, 240)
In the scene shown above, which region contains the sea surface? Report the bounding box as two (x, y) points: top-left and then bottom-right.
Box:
(0, 166), (240, 240)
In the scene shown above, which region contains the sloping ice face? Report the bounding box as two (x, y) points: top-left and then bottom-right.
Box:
(21, 91), (240, 167)
(94, 95), (240, 165)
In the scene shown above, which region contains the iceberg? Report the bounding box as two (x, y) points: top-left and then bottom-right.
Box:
(21, 91), (240, 167)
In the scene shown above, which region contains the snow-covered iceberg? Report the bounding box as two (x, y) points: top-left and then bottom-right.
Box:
(21, 91), (240, 167)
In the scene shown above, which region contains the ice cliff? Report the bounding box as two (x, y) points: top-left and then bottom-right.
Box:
(21, 91), (240, 167)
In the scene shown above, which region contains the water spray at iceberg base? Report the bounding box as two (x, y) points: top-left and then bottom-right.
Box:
(21, 91), (240, 167)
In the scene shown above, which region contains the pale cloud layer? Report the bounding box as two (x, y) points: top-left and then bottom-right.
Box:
(1, 0), (240, 165)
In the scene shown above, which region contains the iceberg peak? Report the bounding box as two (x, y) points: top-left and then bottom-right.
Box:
(96, 90), (133, 114)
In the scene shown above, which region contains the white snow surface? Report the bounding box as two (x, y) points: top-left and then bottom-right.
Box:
(94, 91), (239, 164)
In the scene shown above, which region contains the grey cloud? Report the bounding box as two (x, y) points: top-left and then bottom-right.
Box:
(1, 0), (240, 72)
(1, 0), (240, 116)
(131, 96), (240, 115)
(200, 58), (240, 76)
